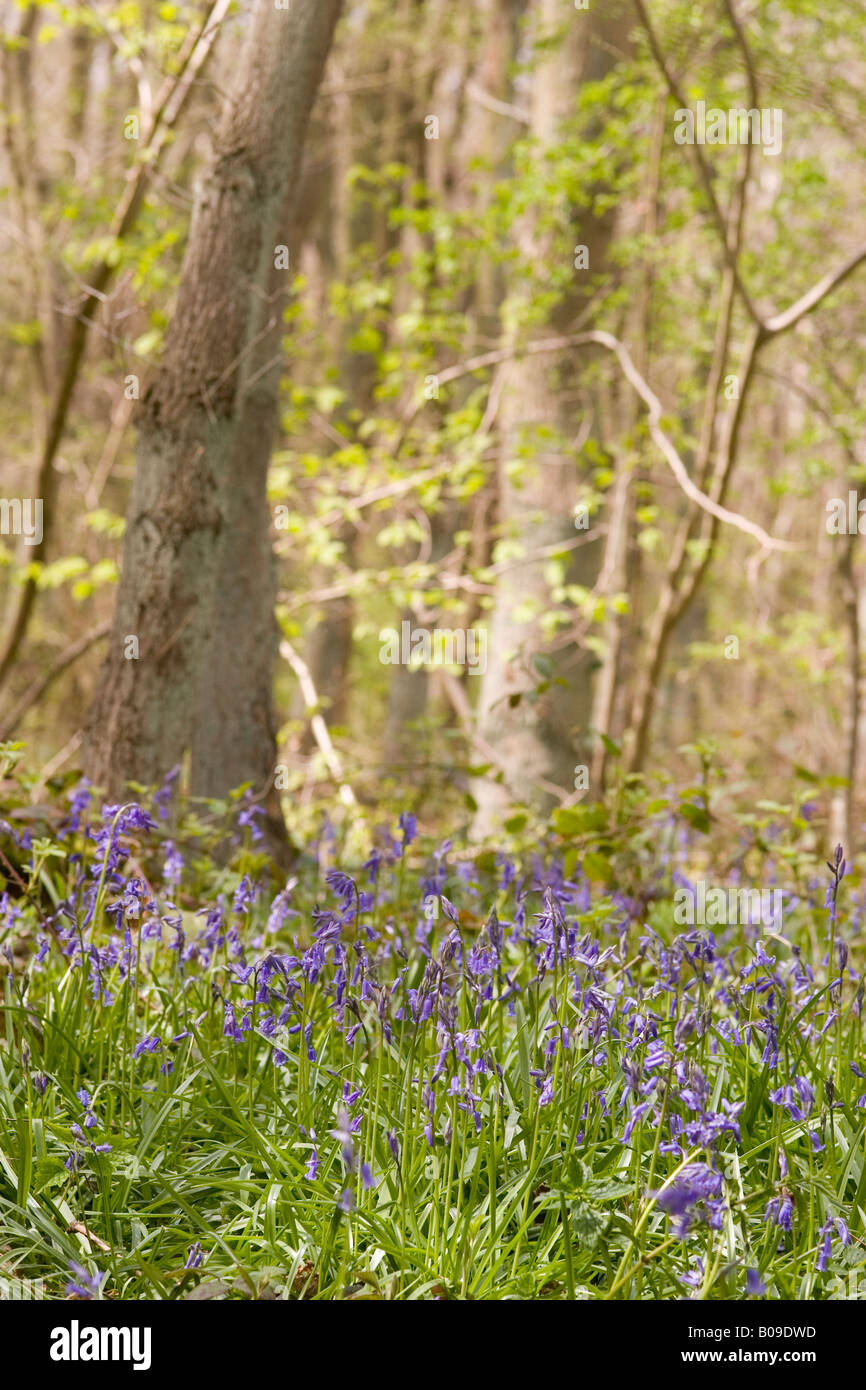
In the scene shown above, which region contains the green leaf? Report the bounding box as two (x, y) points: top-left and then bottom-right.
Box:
(680, 802), (710, 834)
(552, 807), (583, 836)
(582, 851), (612, 883)
(570, 1201), (606, 1251)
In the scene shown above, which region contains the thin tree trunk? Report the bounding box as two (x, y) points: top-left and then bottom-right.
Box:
(84, 0), (343, 866)
(0, 0), (232, 692)
(589, 94), (664, 788)
(837, 488), (860, 851)
(470, 0), (628, 835)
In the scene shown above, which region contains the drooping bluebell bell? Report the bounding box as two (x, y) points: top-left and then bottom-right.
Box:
(815, 1213), (849, 1271)
(185, 1242), (203, 1270)
(764, 1194), (794, 1231)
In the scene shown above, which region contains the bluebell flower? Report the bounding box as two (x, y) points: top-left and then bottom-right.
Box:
(765, 1195), (794, 1231)
(185, 1242), (203, 1270)
(66, 1261), (105, 1299)
(398, 812), (417, 847)
(745, 1268), (766, 1295)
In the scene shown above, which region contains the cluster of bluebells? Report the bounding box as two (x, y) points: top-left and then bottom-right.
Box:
(5, 791), (862, 1292)
(656, 1163), (725, 1237)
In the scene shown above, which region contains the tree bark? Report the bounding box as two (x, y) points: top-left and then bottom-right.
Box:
(0, 0), (232, 693)
(84, 0), (343, 865)
(470, 0), (628, 835)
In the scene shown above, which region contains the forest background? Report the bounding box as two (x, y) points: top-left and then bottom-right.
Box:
(2, 0), (865, 864)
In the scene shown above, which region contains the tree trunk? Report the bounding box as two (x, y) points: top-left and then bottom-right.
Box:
(470, 0), (628, 835)
(83, 0), (343, 865)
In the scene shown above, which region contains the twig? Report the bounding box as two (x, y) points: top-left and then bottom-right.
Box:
(68, 1221), (111, 1254)
(279, 638), (359, 811)
(465, 80), (530, 125)
(439, 671), (571, 805)
(632, 0), (763, 327)
(0, 623), (111, 740)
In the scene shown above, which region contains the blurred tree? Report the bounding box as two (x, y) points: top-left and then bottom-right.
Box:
(470, 0), (630, 834)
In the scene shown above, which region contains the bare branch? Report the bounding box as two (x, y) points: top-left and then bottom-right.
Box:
(465, 80), (530, 125)
(575, 331), (794, 550)
(722, 0), (759, 111)
(631, 0), (765, 328)
(762, 243), (866, 337)
(279, 638), (359, 811)
(0, 623), (111, 740)
(374, 329), (795, 548)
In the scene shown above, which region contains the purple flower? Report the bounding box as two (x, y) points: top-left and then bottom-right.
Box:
(769, 1076), (814, 1121)
(185, 1242), (203, 1270)
(237, 796), (265, 844)
(153, 767), (180, 821)
(330, 1108), (356, 1170)
(233, 875), (255, 915)
(746, 1268), (766, 1296)
(764, 1195), (794, 1231)
(326, 870), (356, 909)
(816, 1214), (850, 1272)
(678, 1259), (704, 1291)
(398, 812), (417, 848)
(223, 1003), (243, 1044)
(66, 1261), (105, 1300)
(655, 1163), (724, 1236)
(440, 897), (460, 927)
(163, 842), (184, 888)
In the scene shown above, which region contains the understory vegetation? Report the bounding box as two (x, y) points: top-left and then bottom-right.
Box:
(1, 746), (864, 1301)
